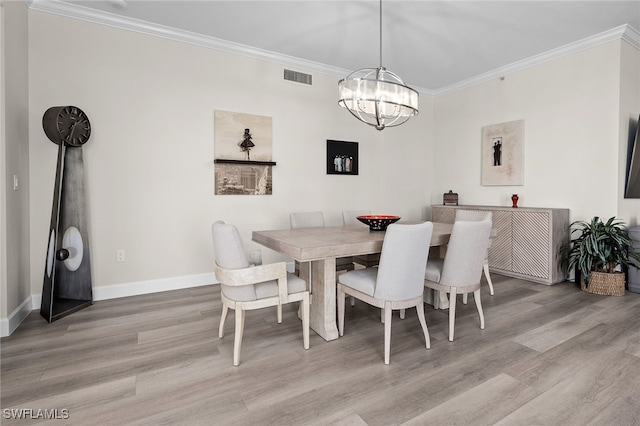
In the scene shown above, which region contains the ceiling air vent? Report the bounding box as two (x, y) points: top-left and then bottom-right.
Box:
(284, 69), (312, 85)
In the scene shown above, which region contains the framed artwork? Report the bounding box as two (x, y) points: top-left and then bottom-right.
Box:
(481, 119), (524, 186)
(214, 110), (274, 195)
(327, 140), (358, 175)
(214, 163), (272, 195)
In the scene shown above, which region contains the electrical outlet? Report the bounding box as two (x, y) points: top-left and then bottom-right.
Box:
(116, 249), (125, 263)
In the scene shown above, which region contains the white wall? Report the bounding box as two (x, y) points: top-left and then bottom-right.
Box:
(27, 11), (434, 298)
(617, 40), (640, 225)
(432, 40), (626, 224)
(1, 0), (30, 336)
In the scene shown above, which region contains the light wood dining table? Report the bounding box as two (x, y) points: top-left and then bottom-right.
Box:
(252, 222), (453, 341)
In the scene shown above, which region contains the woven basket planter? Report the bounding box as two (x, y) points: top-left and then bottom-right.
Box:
(581, 271), (625, 296)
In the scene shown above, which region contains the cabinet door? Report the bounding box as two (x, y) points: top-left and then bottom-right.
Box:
(512, 211), (550, 279)
(488, 210), (512, 271)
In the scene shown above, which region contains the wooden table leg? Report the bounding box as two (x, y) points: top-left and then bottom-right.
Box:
(301, 258), (339, 341)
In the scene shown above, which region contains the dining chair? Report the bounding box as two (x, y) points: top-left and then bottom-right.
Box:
(290, 211), (355, 274)
(211, 221), (310, 366)
(289, 210), (325, 229)
(424, 219), (491, 341)
(455, 209), (495, 298)
(337, 222), (433, 364)
(342, 210), (381, 268)
(342, 210), (370, 226)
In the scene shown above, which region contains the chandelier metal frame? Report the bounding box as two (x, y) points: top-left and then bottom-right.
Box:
(338, 0), (419, 130)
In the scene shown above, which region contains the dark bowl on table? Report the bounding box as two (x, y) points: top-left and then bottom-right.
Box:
(356, 215), (401, 231)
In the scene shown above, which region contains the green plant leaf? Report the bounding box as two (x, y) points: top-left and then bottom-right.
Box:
(562, 216), (638, 286)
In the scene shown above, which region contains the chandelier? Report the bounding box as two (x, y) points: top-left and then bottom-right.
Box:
(338, 0), (419, 130)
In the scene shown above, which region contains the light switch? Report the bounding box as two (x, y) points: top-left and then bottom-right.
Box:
(13, 174), (18, 191)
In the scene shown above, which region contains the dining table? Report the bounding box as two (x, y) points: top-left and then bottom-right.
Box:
(252, 221), (453, 341)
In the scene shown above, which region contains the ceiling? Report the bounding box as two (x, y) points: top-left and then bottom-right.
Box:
(34, 1), (640, 93)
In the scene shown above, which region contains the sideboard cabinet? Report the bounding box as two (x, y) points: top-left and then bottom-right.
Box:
(431, 205), (569, 285)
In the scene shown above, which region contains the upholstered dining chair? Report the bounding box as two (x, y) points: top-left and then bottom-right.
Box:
(290, 211), (355, 274)
(337, 222), (433, 364)
(424, 219), (492, 341)
(290, 210), (325, 229)
(455, 209), (495, 297)
(342, 210), (371, 226)
(211, 221), (310, 366)
(342, 210), (381, 268)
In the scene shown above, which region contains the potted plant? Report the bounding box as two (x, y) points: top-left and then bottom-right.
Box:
(565, 216), (640, 296)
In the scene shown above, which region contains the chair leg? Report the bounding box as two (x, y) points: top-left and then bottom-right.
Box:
(384, 302), (392, 365)
(435, 290), (449, 310)
(301, 294), (310, 349)
(416, 302), (431, 349)
(465, 263), (493, 304)
(277, 304), (282, 324)
(219, 304), (229, 338)
(350, 296), (356, 307)
(337, 286), (346, 336)
(474, 289), (485, 329)
(484, 263), (494, 295)
(233, 306), (245, 366)
(448, 288), (457, 341)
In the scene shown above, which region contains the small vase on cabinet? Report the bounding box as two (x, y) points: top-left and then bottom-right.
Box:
(511, 194), (519, 208)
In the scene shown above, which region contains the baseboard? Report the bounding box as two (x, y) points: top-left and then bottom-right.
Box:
(0, 296), (34, 337)
(1, 273), (219, 337)
(92, 272), (217, 301)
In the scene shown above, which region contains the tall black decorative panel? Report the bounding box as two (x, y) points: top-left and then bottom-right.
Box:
(41, 106), (93, 322)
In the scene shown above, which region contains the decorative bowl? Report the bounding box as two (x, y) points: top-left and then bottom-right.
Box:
(356, 215), (401, 231)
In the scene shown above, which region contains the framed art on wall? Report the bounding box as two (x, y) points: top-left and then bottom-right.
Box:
(481, 119), (524, 186)
(326, 140), (358, 175)
(214, 110), (274, 195)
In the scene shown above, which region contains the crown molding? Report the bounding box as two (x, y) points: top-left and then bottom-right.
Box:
(28, 1), (357, 82)
(434, 24), (638, 97)
(622, 24), (640, 51)
(26, 0), (435, 96)
(28, 1), (638, 99)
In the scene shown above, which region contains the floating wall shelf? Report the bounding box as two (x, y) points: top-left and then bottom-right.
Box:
(214, 159), (276, 166)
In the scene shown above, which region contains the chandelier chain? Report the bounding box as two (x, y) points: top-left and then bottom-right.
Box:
(379, 0), (383, 68)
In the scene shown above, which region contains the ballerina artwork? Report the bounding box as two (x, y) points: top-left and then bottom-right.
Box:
(214, 110), (275, 195)
(239, 128), (255, 160)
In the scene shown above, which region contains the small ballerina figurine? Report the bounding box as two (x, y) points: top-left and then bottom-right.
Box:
(239, 128), (255, 160)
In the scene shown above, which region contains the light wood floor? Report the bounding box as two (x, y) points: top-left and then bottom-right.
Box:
(2, 274), (640, 425)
